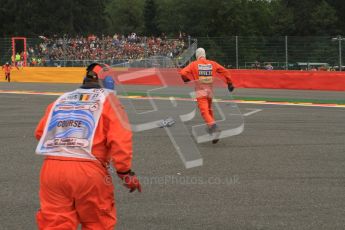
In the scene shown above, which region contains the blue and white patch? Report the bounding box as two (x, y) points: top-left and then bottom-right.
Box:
(198, 64), (213, 83)
(36, 88), (109, 160)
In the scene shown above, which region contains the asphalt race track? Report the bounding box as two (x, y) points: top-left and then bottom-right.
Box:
(0, 82), (345, 230)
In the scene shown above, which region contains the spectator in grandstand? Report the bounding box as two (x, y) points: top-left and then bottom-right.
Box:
(310, 66), (317, 71)
(128, 32), (137, 42)
(264, 63), (274, 70)
(31, 57), (37, 66)
(31, 34), (186, 66)
(318, 65), (328, 71)
(252, 60), (261, 69)
(19, 51), (26, 67)
(15, 52), (21, 63)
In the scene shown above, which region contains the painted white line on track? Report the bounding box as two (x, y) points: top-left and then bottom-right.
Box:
(0, 90), (345, 109)
(243, 109), (263, 117)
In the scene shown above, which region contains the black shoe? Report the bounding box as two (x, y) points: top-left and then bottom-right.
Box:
(207, 124), (221, 144)
(212, 138), (219, 144)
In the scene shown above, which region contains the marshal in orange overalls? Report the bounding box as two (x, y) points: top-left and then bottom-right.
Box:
(2, 63), (14, 82)
(179, 49), (233, 127)
(35, 63), (141, 230)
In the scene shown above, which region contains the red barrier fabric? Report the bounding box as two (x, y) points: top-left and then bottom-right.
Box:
(114, 68), (345, 91)
(230, 70), (345, 91)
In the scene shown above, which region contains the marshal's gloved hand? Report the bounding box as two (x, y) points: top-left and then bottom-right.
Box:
(117, 170), (142, 193)
(181, 76), (191, 83)
(227, 83), (235, 92)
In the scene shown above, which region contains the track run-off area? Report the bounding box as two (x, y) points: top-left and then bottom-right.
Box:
(0, 82), (344, 229)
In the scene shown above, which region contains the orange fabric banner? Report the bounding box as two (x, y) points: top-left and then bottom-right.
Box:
(230, 70), (345, 91)
(2, 67), (345, 91)
(115, 68), (345, 91)
(0, 67), (85, 83)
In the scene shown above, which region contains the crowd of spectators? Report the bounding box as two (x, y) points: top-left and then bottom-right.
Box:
(28, 33), (188, 66)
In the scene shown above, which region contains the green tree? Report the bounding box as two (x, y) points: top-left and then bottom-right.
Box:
(0, 0), (109, 36)
(0, 0), (344, 38)
(156, 0), (189, 36)
(105, 0), (144, 35)
(309, 0), (339, 35)
(0, 0), (19, 35)
(282, 0), (339, 35)
(158, 0), (288, 37)
(326, 0), (345, 34)
(144, 0), (160, 36)
(270, 0), (295, 35)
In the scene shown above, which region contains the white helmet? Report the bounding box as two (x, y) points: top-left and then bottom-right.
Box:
(195, 48), (206, 59)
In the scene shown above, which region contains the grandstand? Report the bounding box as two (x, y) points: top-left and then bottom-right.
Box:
(0, 34), (195, 68)
(2, 35), (344, 70)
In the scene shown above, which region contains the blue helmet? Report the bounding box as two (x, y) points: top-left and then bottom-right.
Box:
(103, 76), (115, 90)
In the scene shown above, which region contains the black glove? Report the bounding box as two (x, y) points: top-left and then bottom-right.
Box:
(227, 83), (234, 92)
(181, 77), (191, 83)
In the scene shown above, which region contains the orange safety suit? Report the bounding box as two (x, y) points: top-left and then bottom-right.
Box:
(179, 57), (232, 126)
(2, 64), (12, 73)
(2, 64), (12, 82)
(35, 90), (132, 230)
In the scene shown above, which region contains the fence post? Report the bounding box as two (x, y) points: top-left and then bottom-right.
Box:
(285, 36), (288, 70)
(63, 35), (67, 67)
(331, 35), (344, 71)
(188, 35), (191, 49)
(235, 36), (239, 69)
(339, 37), (342, 71)
(144, 36), (147, 59)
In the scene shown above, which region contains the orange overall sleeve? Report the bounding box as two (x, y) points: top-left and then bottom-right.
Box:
(213, 61), (233, 84)
(102, 95), (133, 173)
(35, 103), (54, 140)
(179, 62), (195, 82)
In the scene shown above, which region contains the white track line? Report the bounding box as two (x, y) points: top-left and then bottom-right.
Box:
(243, 109), (263, 116)
(0, 90), (344, 109)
